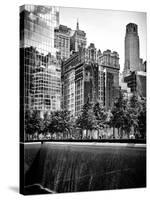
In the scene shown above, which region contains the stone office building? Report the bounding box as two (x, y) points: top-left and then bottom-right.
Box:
(98, 50), (120, 110)
(62, 44), (120, 116)
(54, 24), (71, 61)
(62, 44), (99, 116)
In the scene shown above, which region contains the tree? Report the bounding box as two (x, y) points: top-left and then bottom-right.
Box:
(69, 116), (79, 139)
(25, 109), (42, 140)
(138, 98), (146, 139)
(109, 91), (130, 138)
(93, 102), (108, 129)
(127, 94), (146, 139)
(76, 98), (97, 139)
(43, 112), (51, 136)
(128, 94), (141, 137)
(49, 110), (71, 139)
(48, 111), (59, 137)
(57, 110), (72, 138)
(25, 110), (33, 140)
(30, 110), (43, 139)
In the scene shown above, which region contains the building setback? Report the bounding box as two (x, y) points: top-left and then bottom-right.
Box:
(124, 71), (146, 98)
(20, 5), (61, 115)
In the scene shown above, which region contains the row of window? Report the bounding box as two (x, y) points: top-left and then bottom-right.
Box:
(24, 20), (53, 37)
(24, 29), (55, 45)
(24, 5), (58, 21)
(24, 39), (55, 54)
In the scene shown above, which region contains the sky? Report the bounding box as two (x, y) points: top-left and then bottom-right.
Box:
(60, 7), (146, 72)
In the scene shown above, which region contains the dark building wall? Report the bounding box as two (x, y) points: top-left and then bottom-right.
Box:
(124, 72), (146, 98)
(83, 64), (99, 105)
(104, 71), (119, 110)
(105, 72), (114, 108)
(137, 74), (146, 97)
(124, 72), (136, 93)
(98, 50), (120, 110)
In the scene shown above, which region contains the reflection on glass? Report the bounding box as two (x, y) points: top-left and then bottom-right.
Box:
(20, 5), (61, 114)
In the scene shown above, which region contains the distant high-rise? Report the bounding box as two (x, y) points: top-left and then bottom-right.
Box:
(124, 23), (140, 74)
(54, 25), (71, 61)
(98, 50), (120, 110)
(123, 23), (146, 98)
(70, 20), (87, 52)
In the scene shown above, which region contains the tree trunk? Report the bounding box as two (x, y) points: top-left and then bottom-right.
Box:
(98, 129), (100, 139)
(120, 128), (123, 139)
(37, 132), (39, 140)
(113, 127), (115, 138)
(80, 129), (82, 139)
(117, 128), (119, 138)
(127, 130), (129, 139)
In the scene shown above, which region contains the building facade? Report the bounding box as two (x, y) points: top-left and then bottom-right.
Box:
(122, 23), (146, 98)
(62, 46), (99, 116)
(54, 24), (71, 61)
(85, 43), (97, 63)
(119, 73), (132, 99)
(20, 5), (61, 114)
(62, 45), (120, 116)
(123, 23), (146, 75)
(70, 21), (87, 52)
(97, 50), (120, 110)
(32, 63), (61, 113)
(124, 23), (140, 74)
(124, 71), (146, 98)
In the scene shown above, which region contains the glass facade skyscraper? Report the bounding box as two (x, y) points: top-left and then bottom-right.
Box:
(20, 5), (61, 114)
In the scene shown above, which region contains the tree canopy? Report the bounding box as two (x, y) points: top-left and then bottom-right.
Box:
(76, 98), (97, 132)
(24, 93), (146, 140)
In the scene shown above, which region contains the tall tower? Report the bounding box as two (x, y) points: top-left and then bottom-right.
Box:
(124, 23), (140, 74)
(70, 20), (86, 52)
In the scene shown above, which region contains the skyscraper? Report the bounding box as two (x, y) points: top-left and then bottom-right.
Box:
(20, 5), (61, 115)
(124, 23), (140, 74)
(62, 46), (99, 116)
(70, 21), (87, 52)
(123, 23), (146, 98)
